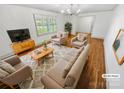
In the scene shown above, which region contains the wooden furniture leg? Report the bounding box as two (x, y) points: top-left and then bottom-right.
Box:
(36, 59), (40, 66)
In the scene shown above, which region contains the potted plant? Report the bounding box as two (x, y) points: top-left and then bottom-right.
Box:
(65, 22), (72, 36)
(42, 40), (48, 51)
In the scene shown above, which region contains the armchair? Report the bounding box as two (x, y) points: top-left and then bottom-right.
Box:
(71, 33), (88, 48)
(51, 32), (67, 46)
(0, 55), (33, 89)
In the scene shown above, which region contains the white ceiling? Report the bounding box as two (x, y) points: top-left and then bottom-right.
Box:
(17, 4), (117, 14)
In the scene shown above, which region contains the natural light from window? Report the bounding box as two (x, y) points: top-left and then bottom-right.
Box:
(34, 14), (57, 36)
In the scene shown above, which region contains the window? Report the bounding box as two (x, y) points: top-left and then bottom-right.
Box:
(34, 14), (57, 36)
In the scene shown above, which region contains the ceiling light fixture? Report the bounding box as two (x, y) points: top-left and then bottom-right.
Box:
(61, 4), (81, 15)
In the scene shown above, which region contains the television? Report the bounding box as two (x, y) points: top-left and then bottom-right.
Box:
(7, 28), (31, 42)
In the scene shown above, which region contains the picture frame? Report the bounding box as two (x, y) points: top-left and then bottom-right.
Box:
(112, 29), (124, 65)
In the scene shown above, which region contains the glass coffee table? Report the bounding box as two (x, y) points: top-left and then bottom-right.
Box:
(31, 47), (54, 66)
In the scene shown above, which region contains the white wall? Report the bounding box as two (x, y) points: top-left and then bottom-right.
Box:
(77, 16), (94, 33)
(104, 5), (124, 89)
(78, 11), (113, 39)
(0, 5), (65, 58)
(57, 11), (113, 39)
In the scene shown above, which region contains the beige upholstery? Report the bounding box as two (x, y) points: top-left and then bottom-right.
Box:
(65, 76), (75, 88)
(4, 55), (21, 66)
(71, 33), (88, 48)
(51, 32), (67, 46)
(41, 44), (90, 89)
(14, 62), (25, 70)
(77, 33), (87, 42)
(0, 61), (16, 74)
(62, 48), (83, 78)
(41, 75), (62, 89)
(46, 61), (67, 87)
(65, 44), (89, 88)
(0, 68), (9, 79)
(73, 41), (84, 46)
(62, 62), (73, 78)
(0, 55), (32, 88)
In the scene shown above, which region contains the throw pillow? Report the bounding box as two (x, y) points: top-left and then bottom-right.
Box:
(77, 33), (87, 42)
(0, 61), (16, 74)
(0, 68), (9, 79)
(57, 32), (62, 38)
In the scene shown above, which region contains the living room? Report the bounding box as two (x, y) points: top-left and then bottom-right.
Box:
(0, 4), (124, 89)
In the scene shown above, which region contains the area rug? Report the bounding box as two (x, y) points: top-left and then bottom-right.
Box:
(19, 43), (78, 89)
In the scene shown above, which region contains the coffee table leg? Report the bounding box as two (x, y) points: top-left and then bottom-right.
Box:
(36, 58), (45, 66)
(36, 59), (40, 66)
(41, 58), (44, 64)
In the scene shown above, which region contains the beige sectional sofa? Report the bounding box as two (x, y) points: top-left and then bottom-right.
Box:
(41, 44), (90, 89)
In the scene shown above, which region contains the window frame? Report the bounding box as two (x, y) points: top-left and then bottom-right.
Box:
(33, 14), (57, 36)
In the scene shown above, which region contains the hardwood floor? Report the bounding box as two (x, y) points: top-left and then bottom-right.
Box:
(76, 38), (106, 89)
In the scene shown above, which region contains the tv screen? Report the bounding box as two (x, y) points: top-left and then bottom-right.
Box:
(7, 28), (31, 42)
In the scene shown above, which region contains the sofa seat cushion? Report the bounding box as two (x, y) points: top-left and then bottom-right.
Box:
(63, 50), (78, 61)
(66, 48), (79, 55)
(0, 61), (16, 74)
(14, 62), (25, 70)
(47, 61), (68, 87)
(63, 55), (75, 62)
(0, 68), (9, 79)
(73, 41), (84, 47)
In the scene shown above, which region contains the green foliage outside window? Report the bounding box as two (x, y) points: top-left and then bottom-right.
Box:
(34, 15), (57, 36)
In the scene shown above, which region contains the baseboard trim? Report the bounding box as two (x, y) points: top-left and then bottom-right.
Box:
(92, 37), (104, 41)
(103, 41), (110, 89)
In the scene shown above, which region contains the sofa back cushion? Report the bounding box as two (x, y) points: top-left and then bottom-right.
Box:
(4, 55), (21, 66)
(0, 61), (16, 74)
(0, 68), (9, 79)
(64, 44), (90, 88)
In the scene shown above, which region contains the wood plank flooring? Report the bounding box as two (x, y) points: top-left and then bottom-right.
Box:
(76, 38), (106, 89)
